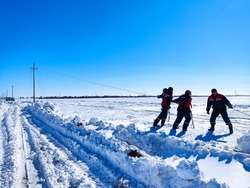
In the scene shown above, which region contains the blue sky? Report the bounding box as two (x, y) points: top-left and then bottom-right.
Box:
(1, 0), (250, 97)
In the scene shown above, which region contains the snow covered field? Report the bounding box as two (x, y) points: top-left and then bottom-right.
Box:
(0, 96), (249, 188)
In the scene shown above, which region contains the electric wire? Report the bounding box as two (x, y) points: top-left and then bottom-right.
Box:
(40, 66), (147, 96)
(37, 69), (46, 96)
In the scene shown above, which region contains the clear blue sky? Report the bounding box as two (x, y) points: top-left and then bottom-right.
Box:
(1, 0), (250, 97)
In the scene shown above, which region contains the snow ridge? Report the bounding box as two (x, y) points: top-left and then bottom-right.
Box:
(113, 124), (250, 172)
(24, 102), (227, 188)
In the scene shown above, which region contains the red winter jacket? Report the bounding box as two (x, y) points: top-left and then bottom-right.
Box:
(206, 93), (232, 111)
(173, 94), (192, 111)
(158, 91), (173, 109)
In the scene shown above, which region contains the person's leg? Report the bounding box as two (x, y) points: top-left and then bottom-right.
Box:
(221, 109), (233, 134)
(173, 110), (184, 129)
(153, 117), (160, 127)
(161, 108), (168, 126)
(209, 109), (219, 131)
(153, 109), (164, 127)
(182, 111), (191, 131)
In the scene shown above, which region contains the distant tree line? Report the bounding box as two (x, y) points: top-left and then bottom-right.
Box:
(1, 95), (249, 101)
(38, 95), (154, 99)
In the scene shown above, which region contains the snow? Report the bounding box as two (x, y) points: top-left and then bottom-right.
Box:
(237, 130), (250, 154)
(0, 96), (250, 188)
(197, 156), (250, 188)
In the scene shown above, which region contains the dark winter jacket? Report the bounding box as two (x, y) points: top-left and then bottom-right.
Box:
(206, 94), (232, 112)
(158, 90), (173, 109)
(173, 94), (192, 111)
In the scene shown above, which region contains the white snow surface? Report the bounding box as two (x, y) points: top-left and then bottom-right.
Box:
(0, 96), (249, 188)
(238, 130), (250, 154)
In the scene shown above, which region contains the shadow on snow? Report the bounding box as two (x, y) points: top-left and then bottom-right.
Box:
(195, 132), (230, 143)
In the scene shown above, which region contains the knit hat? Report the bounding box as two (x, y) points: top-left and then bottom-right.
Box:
(163, 88), (168, 94)
(211, 88), (217, 93)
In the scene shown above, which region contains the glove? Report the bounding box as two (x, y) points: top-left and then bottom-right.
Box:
(207, 110), (210, 114)
(228, 104), (233, 109)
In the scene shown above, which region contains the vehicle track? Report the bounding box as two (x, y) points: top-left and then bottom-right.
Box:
(0, 104), (28, 188)
(24, 108), (142, 187)
(22, 114), (100, 188)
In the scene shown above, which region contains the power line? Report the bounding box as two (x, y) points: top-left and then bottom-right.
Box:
(40, 66), (146, 95)
(37, 69), (46, 96)
(12, 85), (14, 98)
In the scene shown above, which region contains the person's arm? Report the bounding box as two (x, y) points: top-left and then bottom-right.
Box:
(223, 95), (233, 108)
(172, 97), (180, 103)
(157, 93), (163, 99)
(188, 97), (192, 109)
(206, 97), (211, 114)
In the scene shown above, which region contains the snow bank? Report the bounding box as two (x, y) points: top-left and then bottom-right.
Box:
(113, 123), (250, 172)
(237, 130), (250, 154)
(24, 101), (227, 188)
(237, 130), (250, 170)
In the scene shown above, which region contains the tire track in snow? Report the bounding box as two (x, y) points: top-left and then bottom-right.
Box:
(0, 103), (6, 176)
(22, 114), (102, 188)
(0, 104), (27, 188)
(23, 111), (128, 188)
(24, 106), (157, 187)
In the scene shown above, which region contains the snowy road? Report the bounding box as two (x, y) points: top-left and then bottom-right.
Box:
(0, 97), (250, 188)
(0, 104), (28, 188)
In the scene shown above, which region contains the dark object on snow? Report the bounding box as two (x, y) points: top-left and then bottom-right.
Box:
(6, 97), (15, 101)
(127, 150), (142, 158)
(77, 122), (83, 126)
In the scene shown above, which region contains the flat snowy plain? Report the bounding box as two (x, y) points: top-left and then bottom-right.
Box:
(0, 96), (249, 188)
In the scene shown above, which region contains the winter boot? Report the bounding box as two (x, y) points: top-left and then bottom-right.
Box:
(182, 123), (189, 132)
(228, 124), (233, 134)
(161, 119), (166, 127)
(208, 125), (215, 131)
(153, 118), (160, 127)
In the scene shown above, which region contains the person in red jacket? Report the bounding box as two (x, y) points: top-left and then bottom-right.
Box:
(153, 87), (173, 127)
(172, 90), (192, 131)
(206, 88), (233, 134)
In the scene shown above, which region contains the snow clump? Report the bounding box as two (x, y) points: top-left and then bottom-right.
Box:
(237, 130), (250, 154)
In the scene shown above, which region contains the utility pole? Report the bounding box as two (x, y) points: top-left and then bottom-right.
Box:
(12, 85), (14, 98)
(30, 63), (38, 103)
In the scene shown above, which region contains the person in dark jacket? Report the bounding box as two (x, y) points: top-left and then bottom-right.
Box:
(172, 90), (192, 131)
(206, 88), (233, 134)
(153, 87), (173, 127)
